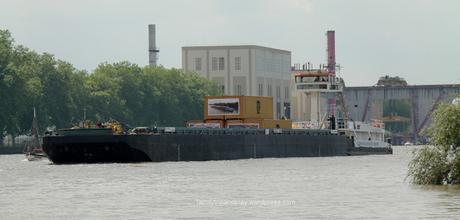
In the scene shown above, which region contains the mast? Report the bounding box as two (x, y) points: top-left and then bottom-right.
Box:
(31, 107), (40, 150)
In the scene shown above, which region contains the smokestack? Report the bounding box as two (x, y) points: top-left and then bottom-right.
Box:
(148, 24), (159, 67)
(327, 30), (335, 75)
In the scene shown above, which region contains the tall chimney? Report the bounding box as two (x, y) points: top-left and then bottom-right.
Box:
(148, 24), (159, 67)
(327, 30), (335, 75)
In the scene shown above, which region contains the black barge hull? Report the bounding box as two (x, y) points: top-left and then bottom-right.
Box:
(42, 129), (391, 164)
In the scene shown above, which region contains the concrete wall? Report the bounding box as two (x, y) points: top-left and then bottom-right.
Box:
(343, 84), (460, 143)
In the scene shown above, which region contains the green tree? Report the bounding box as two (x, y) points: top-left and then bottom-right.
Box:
(408, 101), (460, 184)
(86, 62), (221, 127)
(0, 30), (15, 140)
(0, 29), (221, 144)
(86, 61), (141, 123)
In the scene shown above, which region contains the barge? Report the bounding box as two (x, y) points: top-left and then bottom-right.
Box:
(43, 127), (391, 164)
(42, 95), (392, 164)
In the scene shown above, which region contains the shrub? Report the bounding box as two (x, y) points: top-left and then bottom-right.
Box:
(408, 101), (460, 184)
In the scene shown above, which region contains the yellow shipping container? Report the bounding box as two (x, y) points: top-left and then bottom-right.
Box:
(226, 122), (260, 129)
(226, 119), (243, 124)
(261, 119), (292, 129)
(204, 96), (273, 120)
(242, 118), (263, 124)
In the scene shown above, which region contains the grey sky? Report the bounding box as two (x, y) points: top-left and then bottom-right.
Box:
(1, 0), (459, 86)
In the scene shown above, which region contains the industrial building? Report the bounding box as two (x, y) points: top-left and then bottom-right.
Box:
(182, 45), (292, 119)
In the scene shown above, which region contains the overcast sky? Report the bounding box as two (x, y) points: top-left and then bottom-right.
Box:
(1, 0), (459, 86)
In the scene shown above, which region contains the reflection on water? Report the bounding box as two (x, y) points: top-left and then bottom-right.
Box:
(1, 146), (460, 219)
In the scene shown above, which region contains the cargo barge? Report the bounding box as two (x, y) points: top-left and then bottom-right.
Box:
(42, 95), (392, 164)
(43, 127), (362, 163)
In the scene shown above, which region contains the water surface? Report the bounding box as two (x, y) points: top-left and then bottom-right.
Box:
(1, 146), (460, 219)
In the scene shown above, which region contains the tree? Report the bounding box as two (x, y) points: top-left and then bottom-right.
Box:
(408, 100), (460, 184)
(86, 62), (221, 127)
(0, 30), (14, 141)
(0, 29), (221, 144)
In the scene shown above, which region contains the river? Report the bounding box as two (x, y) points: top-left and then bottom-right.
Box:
(1, 146), (460, 219)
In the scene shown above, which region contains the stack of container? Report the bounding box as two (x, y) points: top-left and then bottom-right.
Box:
(187, 96), (291, 129)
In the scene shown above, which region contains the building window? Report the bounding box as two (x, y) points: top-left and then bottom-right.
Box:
(235, 57), (241, 71)
(284, 102), (291, 119)
(267, 84), (272, 96)
(258, 84), (263, 96)
(218, 57), (225, 70)
(276, 86), (281, 100)
(212, 57), (218, 71)
(195, 58), (201, 71)
(285, 86), (289, 99)
(236, 84), (242, 95)
(276, 102), (281, 119)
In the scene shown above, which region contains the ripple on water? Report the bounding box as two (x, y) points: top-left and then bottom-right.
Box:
(1, 146), (460, 219)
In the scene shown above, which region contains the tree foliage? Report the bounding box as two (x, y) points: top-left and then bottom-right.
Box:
(408, 102), (460, 184)
(0, 29), (220, 141)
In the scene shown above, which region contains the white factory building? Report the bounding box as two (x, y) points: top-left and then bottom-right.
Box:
(181, 45), (291, 119)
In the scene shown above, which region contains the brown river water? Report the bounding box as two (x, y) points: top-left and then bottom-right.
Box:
(1, 146), (460, 219)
